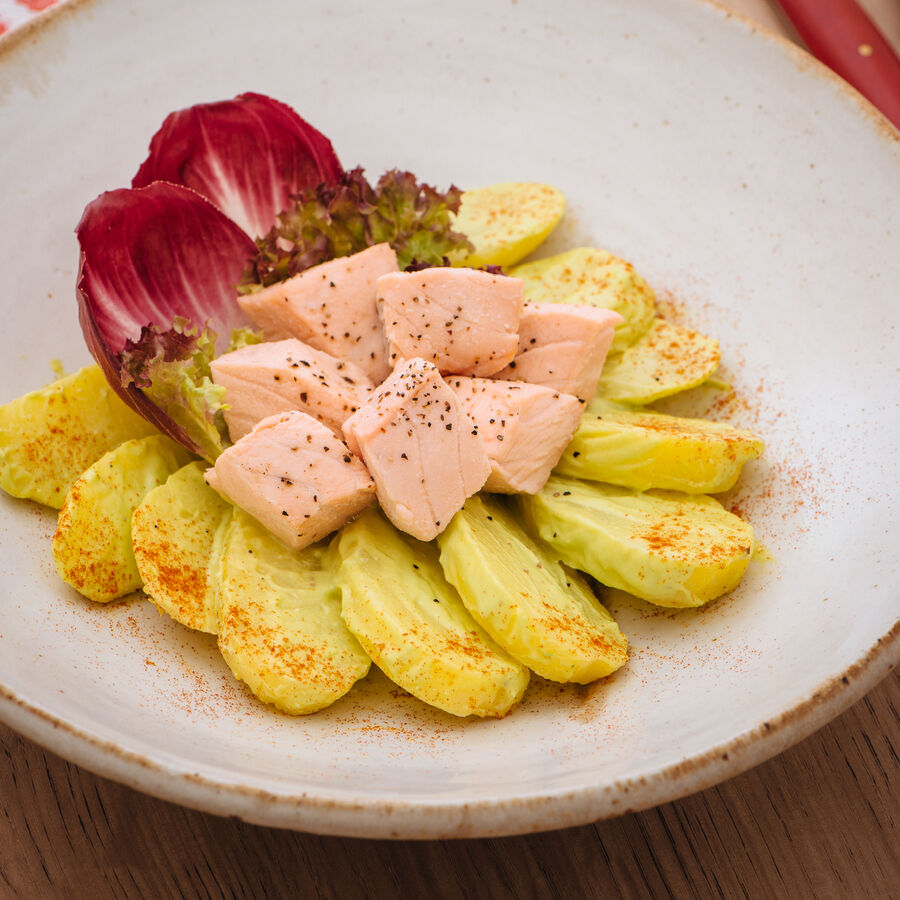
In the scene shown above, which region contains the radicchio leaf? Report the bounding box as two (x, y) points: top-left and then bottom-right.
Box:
(246, 167), (474, 287)
(76, 182), (258, 459)
(132, 92), (343, 238)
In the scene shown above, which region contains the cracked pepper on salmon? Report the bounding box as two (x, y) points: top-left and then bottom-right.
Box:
(494, 302), (622, 401)
(236, 243), (399, 383)
(210, 338), (372, 440)
(446, 377), (583, 494)
(377, 267), (524, 376)
(205, 410), (375, 551)
(342, 359), (490, 541)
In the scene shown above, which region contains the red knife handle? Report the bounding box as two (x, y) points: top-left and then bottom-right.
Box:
(775, 0), (900, 130)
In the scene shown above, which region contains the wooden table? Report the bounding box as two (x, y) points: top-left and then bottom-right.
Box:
(2, 2), (898, 896)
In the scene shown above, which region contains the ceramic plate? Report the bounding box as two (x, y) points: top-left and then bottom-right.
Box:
(0, 0), (897, 839)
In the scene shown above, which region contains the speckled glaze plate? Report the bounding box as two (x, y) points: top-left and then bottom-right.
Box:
(0, 0), (897, 839)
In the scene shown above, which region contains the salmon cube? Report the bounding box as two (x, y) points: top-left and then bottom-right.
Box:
(237, 243), (398, 383)
(205, 411), (375, 551)
(210, 339), (372, 441)
(493, 303), (623, 401)
(377, 267), (524, 377)
(342, 359), (490, 541)
(447, 377), (583, 494)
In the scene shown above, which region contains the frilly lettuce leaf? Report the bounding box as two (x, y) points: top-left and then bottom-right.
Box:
(246, 167), (474, 287)
(120, 319), (262, 463)
(132, 92), (343, 238)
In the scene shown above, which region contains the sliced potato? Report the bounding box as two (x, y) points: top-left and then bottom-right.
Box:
(510, 247), (656, 353)
(52, 435), (192, 603)
(452, 182), (565, 267)
(438, 495), (627, 684)
(596, 318), (720, 403)
(519, 476), (754, 608)
(216, 509), (370, 715)
(0, 365), (158, 508)
(132, 461), (232, 634)
(556, 399), (764, 493)
(337, 507), (529, 718)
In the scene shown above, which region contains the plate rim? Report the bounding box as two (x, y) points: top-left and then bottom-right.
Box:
(0, 0), (898, 839)
(1, 621), (896, 838)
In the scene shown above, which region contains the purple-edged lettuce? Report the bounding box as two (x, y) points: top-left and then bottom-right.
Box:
(119, 319), (261, 462)
(247, 168), (473, 287)
(76, 183), (258, 460)
(133, 92), (343, 238)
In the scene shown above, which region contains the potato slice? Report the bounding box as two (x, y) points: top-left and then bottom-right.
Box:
(438, 496), (627, 684)
(510, 248), (656, 353)
(520, 476), (754, 608)
(556, 399), (764, 493)
(52, 435), (192, 603)
(596, 318), (720, 403)
(337, 506), (529, 718)
(216, 509), (370, 715)
(0, 365), (158, 508)
(132, 461), (232, 634)
(452, 182), (565, 267)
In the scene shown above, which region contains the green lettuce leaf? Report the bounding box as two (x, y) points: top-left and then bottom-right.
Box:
(245, 167), (474, 288)
(120, 317), (261, 462)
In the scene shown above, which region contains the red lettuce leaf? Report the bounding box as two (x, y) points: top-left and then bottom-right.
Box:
(76, 182), (258, 458)
(246, 167), (474, 287)
(132, 92), (343, 238)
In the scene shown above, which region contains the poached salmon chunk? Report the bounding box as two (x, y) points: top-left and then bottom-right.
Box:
(237, 243), (399, 383)
(447, 377), (583, 494)
(210, 338), (372, 440)
(494, 302), (622, 401)
(377, 267), (524, 377)
(205, 410), (375, 551)
(342, 359), (490, 541)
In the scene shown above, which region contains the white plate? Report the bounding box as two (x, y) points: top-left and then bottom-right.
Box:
(0, 0), (897, 839)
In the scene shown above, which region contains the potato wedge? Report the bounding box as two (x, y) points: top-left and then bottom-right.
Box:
(52, 435), (192, 603)
(216, 509), (370, 715)
(132, 461), (232, 634)
(438, 495), (627, 684)
(519, 476), (754, 608)
(0, 365), (158, 508)
(596, 318), (720, 403)
(452, 182), (565, 267)
(556, 399), (764, 493)
(510, 248), (656, 353)
(337, 507), (529, 718)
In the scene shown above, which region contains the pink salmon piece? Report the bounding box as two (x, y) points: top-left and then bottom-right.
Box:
(447, 377), (583, 494)
(342, 358), (490, 541)
(494, 302), (622, 401)
(378, 267), (523, 377)
(210, 338), (372, 441)
(237, 243), (398, 383)
(205, 410), (375, 551)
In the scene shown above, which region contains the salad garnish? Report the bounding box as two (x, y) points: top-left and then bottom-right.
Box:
(245, 167), (473, 288)
(75, 182), (258, 458)
(78, 94), (470, 460)
(132, 92), (343, 238)
(120, 319), (262, 463)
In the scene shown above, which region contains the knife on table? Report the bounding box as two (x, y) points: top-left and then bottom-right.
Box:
(773, 0), (900, 129)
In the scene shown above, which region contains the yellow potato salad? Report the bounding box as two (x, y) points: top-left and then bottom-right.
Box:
(0, 182), (764, 718)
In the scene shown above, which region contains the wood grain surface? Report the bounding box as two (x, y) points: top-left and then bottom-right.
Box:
(1, 672), (896, 898)
(2, 1), (899, 898)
